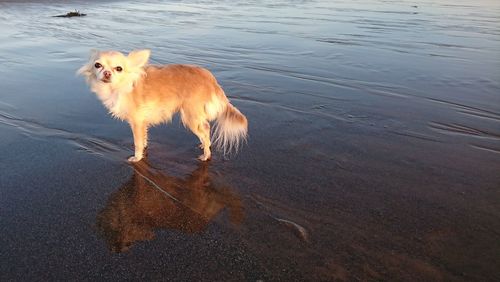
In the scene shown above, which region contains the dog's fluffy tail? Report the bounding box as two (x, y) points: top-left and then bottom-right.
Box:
(212, 102), (248, 156)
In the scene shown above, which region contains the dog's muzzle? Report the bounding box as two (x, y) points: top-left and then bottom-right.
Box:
(101, 70), (112, 83)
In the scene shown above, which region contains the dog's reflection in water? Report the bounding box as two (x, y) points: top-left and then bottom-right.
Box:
(96, 161), (243, 253)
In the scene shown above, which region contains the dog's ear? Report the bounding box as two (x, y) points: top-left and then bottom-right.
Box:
(89, 49), (100, 60)
(127, 49), (150, 68)
(76, 64), (89, 77)
(76, 49), (100, 77)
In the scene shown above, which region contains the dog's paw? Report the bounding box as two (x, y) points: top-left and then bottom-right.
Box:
(198, 154), (211, 162)
(127, 156), (143, 163)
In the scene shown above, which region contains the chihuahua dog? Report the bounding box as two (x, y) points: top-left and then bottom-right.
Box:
(77, 50), (247, 162)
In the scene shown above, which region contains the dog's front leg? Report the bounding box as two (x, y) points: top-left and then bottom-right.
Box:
(128, 120), (146, 162)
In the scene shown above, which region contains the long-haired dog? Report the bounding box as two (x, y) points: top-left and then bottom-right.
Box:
(77, 49), (247, 162)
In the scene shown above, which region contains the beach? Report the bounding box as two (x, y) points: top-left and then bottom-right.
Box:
(0, 0), (499, 280)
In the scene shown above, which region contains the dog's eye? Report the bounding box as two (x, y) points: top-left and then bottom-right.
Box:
(94, 62), (102, 68)
(115, 66), (123, 72)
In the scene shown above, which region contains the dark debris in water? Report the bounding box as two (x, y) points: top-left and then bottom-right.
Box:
(53, 10), (86, 18)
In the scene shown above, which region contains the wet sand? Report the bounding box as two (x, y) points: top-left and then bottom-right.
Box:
(1, 0), (499, 280)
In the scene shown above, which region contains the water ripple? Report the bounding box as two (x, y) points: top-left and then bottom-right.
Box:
(0, 110), (130, 162)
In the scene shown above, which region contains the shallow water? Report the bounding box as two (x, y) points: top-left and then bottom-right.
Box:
(0, 0), (499, 280)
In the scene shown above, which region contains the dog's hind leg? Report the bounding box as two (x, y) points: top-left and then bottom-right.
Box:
(181, 108), (212, 161)
(191, 120), (212, 161)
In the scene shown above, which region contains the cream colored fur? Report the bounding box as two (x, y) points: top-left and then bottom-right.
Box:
(77, 49), (247, 162)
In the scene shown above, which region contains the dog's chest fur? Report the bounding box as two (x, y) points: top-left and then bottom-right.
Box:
(92, 83), (130, 120)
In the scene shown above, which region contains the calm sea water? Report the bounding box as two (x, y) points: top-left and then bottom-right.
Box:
(0, 0), (499, 280)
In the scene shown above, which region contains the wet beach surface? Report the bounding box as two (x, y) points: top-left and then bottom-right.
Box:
(1, 0), (499, 280)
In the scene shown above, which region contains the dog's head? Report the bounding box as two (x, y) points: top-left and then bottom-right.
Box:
(77, 49), (150, 87)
